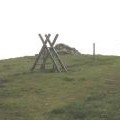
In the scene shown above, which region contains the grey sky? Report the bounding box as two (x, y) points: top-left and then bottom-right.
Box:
(0, 0), (120, 59)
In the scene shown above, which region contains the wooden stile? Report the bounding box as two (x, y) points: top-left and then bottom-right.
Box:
(31, 34), (67, 72)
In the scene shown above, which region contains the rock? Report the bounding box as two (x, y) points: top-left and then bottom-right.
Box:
(55, 43), (81, 55)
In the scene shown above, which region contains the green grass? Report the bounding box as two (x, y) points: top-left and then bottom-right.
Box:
(0, 54), (120, 120)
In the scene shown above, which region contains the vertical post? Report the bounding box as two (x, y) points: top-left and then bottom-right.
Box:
(93, 43), (95, 60)
(41, 48), (46, 71)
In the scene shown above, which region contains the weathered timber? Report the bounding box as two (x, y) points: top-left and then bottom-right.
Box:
(31, 34), (67, 72)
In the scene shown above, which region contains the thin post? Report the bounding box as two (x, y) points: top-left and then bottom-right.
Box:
(93, 43), (95, 60)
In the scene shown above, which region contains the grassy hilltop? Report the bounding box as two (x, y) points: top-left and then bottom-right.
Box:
(0, 54), (120, 120)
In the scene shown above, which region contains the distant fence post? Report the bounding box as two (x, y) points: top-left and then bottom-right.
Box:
(93, 43), (95, 60)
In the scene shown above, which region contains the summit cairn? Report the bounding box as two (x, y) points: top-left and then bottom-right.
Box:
(55, 43), (81, 55)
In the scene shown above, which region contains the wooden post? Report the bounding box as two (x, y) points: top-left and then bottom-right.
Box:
(93, 43), (95, 60)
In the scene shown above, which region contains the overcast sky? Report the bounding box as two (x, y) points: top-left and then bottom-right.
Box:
(0, 0), (120, 59)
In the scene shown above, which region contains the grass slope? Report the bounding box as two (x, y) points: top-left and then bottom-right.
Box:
(0, 55), (120, 120)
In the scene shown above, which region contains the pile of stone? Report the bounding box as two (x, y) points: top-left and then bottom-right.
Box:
(55, 43), (81, 55)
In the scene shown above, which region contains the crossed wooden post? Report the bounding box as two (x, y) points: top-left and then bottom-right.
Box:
(31, 34), (67, 72)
